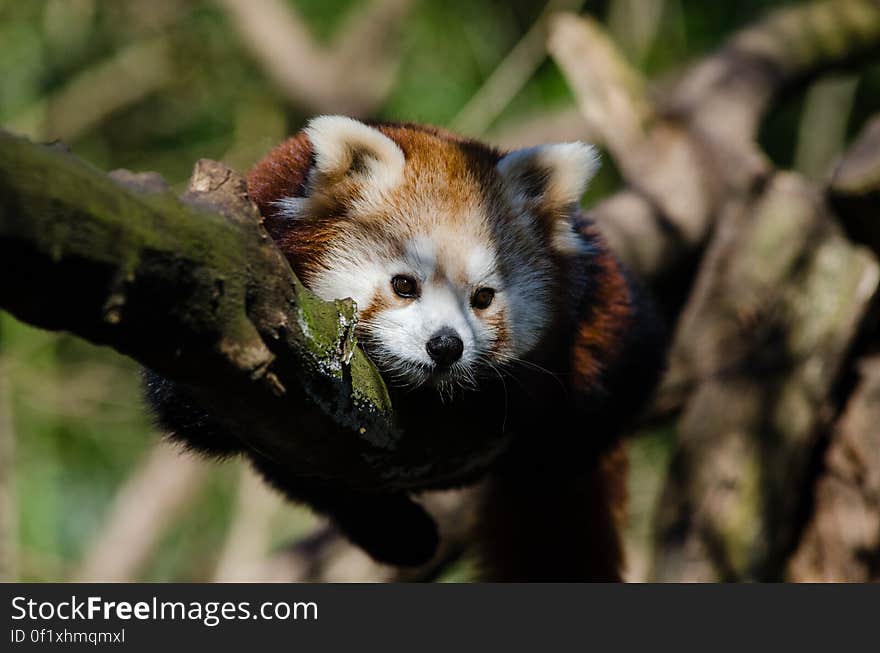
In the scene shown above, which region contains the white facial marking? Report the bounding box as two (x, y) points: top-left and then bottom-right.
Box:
(290, 129), (602, 394)
(403, 235), (436, 280)
(308, 226), (520, 391)
(304, 115), (406, 216)
(310, 242), (390, 311)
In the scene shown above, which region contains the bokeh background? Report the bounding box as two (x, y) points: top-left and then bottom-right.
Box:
(1, 0), (878, 582)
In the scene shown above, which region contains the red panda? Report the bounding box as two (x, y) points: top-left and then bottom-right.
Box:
(145, 116), (666, 580)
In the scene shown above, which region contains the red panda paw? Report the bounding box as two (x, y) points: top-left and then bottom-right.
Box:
(334, 493), (440, 567)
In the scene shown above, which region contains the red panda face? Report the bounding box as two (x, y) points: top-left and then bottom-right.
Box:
(248, 117), (599, 394)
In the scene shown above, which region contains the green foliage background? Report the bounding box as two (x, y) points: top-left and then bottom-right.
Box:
(1, 0), (877, 581)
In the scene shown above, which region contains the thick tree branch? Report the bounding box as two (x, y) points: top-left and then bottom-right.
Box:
(0, 131), (412, 490)
(0, 132), (512, 493)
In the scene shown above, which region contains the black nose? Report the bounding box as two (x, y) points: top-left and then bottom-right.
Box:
(426, 327), (464, 367)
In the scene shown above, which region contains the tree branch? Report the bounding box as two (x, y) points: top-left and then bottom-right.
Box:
(551, 0), (880, 284)
(666, 0), (880, 144)
(549, 0), (880, 582)
(548, 12), (654, 165)
(0, 131), (408, 489)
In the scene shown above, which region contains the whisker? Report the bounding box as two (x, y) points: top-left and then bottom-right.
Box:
(486, 360), (509, 433)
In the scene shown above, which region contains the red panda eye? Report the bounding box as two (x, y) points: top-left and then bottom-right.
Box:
(391, 275), (419, 298)
(471, 287), (495, 309)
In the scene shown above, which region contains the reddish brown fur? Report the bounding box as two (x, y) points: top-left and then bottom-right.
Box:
(573, 227), (634, 392)
(357, 289), (391, 330)
(485, 310), (509, 358)
(476, 443), (628, 582)
(245, 121), (647, 581)
(475, 239), (633, 581)
(248, 130), (313, 217)
(247, 123), (505, 286)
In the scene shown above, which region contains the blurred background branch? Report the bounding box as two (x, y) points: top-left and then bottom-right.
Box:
(212, 464), (286, 583)
(74, 444), (209, 582)
(7, 36), (173, 143)
(788, 355), (880, 582)
(213, 0), (412, 116)
(451, 0), (586, 136)
(0, 322), (18, 582)
(2, 0), (880, 582)
(831, 113), (880, 256)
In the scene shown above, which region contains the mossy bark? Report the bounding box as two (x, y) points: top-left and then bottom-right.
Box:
(0, 133), (515, 492)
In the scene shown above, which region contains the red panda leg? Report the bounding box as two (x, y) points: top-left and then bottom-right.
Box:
(247, 454), (440, 568)
(473, 443), (628, 582)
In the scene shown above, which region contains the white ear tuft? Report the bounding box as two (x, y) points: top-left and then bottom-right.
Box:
(271, 196), (309, 220)
(305, 115), (405, 192)
(497, 142), (599, 255)
(497, 142), (599, 209)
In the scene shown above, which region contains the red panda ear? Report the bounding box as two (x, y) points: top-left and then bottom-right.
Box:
(497, 142), (599, 253)
(497, 142), (599, 210)
(304, 115), (405, 196)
